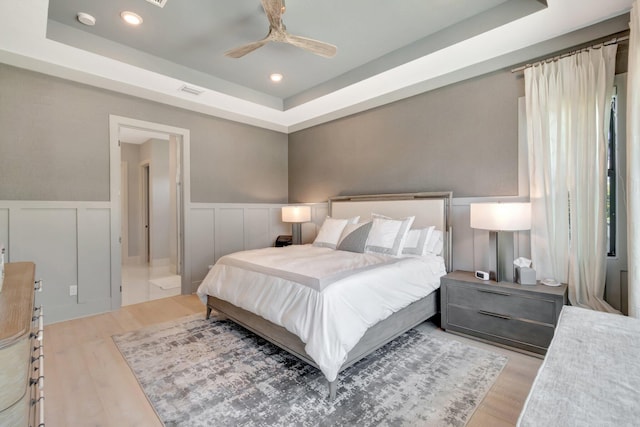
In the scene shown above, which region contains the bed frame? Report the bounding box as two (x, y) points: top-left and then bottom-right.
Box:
(206, 191), (452, 400)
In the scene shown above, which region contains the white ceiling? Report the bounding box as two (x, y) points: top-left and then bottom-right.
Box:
(0, 0), (634, 133)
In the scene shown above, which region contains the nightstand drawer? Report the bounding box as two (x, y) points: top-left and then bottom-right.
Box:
(447, 305), (555, 351)
(446, 284), (557, 325)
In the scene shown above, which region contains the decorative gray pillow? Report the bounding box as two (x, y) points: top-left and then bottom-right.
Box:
(337, 222), (372, 253)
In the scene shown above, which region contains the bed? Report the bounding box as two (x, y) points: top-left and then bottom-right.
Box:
(517, 306), (640, 426)
(197, 191), (452, 399)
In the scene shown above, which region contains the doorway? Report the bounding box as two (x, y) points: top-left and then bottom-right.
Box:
(120, 133), (178, 305)
(109, 116), (191, 311)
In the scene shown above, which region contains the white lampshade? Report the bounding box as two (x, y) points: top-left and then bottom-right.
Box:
(470, 203), (531, 231)
(281, 205), (311, 223)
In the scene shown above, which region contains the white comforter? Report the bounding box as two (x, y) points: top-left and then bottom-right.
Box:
(197, 245), (446, 381)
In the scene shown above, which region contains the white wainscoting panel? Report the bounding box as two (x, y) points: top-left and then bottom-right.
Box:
(77, 208), (111, 304)
(244, 208), (272, 250)
(189, 207), (216, 289)
(0, 202), (112, 323)
(215, 208), (245, 261)
(12, 207), (79, 310)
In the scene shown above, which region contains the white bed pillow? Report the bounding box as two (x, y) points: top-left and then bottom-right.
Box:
(365, 213), (415, 256)
(313, 216), (360, 249)
(402, 226), (436, 256)
(425, 229), (444, 255)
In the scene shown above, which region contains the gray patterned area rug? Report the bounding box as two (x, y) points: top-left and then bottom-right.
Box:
(113, 314), (507, 427)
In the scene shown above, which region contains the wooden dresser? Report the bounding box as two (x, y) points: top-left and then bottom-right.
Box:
(0, 262), (43, 426)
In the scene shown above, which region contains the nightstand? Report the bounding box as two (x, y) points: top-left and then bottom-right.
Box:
(440, 271), (567, 356)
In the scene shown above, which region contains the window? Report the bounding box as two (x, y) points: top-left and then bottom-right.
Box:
(607, 91), (617, 257)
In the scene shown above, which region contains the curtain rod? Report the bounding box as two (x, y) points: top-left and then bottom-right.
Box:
(510, 34), (630, 73)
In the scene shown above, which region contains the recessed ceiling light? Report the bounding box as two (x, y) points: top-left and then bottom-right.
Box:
(270, 73), (283, 83)
(121, 11), (143, 26)
(77, 12), (96, 26)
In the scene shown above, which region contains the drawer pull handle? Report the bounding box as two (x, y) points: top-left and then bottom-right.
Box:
(477, 289), (511, 297)
(478, 310), (511, 320)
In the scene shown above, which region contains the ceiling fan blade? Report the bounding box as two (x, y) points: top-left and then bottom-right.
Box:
(224, 39), (269, 58)
(284, 34), (337, 58)
(260, 0), (283, 29)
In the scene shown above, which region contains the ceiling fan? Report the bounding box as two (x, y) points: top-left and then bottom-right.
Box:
(225, 0), (337, 59)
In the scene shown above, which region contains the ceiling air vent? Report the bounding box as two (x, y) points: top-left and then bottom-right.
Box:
(178, 85), (205, 96)
(144, 0), (168, 8)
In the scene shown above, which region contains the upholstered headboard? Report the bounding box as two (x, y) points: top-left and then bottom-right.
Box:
(329, 192), (453, 271)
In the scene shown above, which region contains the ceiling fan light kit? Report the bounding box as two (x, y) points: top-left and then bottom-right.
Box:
(225, 0), (336, 59)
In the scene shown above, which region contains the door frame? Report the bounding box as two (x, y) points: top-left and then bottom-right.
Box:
(120, 160), (129, 262)
(109, 115), (191, 311)
(140, 161), (151, 264)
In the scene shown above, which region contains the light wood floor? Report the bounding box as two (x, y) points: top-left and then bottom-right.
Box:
(44, 294), (541, 427)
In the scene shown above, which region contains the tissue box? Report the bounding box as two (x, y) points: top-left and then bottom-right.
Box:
(515, 267), (537, 285)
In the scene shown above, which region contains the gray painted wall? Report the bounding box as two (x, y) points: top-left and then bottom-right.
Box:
(288, 70), (524, 203)
(0, 63), (288, 203)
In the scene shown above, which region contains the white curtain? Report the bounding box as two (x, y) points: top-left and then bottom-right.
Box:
(628, 1), (640, 318)
(525, 44), (618, 312)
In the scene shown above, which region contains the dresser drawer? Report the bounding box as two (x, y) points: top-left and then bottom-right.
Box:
(447, 305), (555, 352)
(446, 283), (557, 324)
(0, 335), (30, 410)
(0, 384), (30, 427)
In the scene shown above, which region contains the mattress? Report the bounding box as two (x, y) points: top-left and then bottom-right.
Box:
(197, 245), (446, 381)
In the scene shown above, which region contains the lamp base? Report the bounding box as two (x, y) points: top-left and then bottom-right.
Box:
(291, 223), (303, 245)
(488, 231), (499, 282)
(489, 230), (516, 283)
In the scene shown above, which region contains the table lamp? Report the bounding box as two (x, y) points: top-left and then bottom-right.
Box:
(470, 202), (531, 282)
(281, 206), (311, 245)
